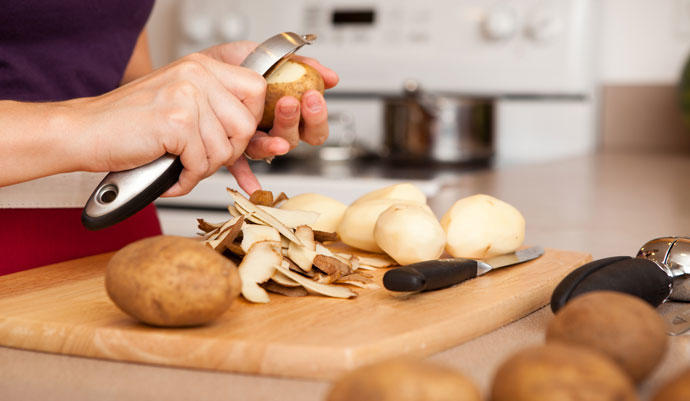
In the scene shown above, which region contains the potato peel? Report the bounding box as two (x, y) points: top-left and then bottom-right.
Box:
(238, 241), (283, 303)
(228, 189), (302, 245)
(197, 189), (370, 303)
(275, 261), (357, 299)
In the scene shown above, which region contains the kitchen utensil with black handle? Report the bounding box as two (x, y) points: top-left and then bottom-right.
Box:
(384, 246), (544, 293)
(81, 33), (316, 231)
(550, 237), (689, 313)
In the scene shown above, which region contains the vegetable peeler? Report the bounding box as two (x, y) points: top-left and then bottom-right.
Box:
(551, 237), (690, 314)
(81, 32), (316, 231)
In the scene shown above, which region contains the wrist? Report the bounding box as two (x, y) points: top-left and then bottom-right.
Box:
(45, 98), (97, 173)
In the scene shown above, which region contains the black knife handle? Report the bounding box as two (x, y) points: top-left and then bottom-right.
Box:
(383, 259), (478, 292)
(550, 256), (672, 313)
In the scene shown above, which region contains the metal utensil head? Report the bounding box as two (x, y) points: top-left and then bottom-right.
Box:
(240, 32), (316, 76)
(638, 237), (690, 301)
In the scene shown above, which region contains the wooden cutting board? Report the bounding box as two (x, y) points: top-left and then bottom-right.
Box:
(0, 248), (590, 380)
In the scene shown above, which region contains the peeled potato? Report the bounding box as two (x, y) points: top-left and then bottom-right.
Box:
(374, 204), (446, 265)
(259, 59), (325, 131)
(441, 194), (525, 259)
(546, 291), (668, 383)
(105, 236), (240, 327)
(279, 193), (347, 232)
(353, 183), (427, 205)
(491, 343), (638, 401)
(327, 357), (481, 401)
(337, 199), (432, 253)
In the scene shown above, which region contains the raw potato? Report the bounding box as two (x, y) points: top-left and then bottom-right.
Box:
(337, 199), (431, 253)
(491, 343), (638, 401)
(353, 183), (427, 205)
(441, 194), (525, 259)
(279, 193), (347, 232)
(374, 204), (446, 265)
(259, 59), (325, 131)
(652, 368), (690, 401)
(327, 357), (481, 401)
(546, 291), (668, 383)
(105, 236), (240, 327)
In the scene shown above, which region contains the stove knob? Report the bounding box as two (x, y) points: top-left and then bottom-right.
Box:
(526, 14), (563, 42)
(218, 14), (247, 42)
(182, 14), (215, 43)
(482, 8), (518, 41)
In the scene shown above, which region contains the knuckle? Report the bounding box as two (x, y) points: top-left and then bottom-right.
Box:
(167, 80), (200, 100)
(214, 144), (233, 164)
(176, 57), (206, 78)
(253, 74), (267, 96)
(240, 69), (266, 96)
(235, 113), (257, 139)
(164, 106), (196, 131)
(190, 159), (209, 177)
(185, 52), (208, 63)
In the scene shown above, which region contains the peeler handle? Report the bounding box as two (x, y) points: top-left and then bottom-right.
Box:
(550, 256), (672, 313)
(81, 155), (182, 230)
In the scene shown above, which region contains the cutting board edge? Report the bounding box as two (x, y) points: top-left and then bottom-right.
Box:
(0, 249), (593, 380)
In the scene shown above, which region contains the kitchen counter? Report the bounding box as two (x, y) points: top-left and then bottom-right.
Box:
(2, 151), (689, 400)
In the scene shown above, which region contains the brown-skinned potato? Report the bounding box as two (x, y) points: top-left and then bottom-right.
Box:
(327, 357), (481, 401)
(491, 343), (638, 401)
(105, 235), (240, 327)
(652, 368), (690, 401)
(258, 59), (325, 131)
(546, 291), (668, 383)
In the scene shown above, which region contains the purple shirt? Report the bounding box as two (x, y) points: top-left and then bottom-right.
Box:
(0, 0), (154, 101)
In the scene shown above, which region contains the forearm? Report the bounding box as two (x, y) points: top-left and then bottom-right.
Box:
(0, 99), (88, 186)
(121, 30), (153, 85)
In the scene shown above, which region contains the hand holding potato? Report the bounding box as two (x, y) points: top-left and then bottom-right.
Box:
(202, 41), (338, 194)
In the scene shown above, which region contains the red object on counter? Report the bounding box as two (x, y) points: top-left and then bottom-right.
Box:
(0, 204), (161, 276)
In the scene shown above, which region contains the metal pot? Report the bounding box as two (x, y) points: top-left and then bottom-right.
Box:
(383, 81), (494, 163)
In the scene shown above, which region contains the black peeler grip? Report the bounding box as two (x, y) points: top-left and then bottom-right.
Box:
(550, 256), (672, 313)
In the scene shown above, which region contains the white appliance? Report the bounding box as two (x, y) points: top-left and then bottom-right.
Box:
(154, 0), (599, 236)
(174, 0), (599, 164)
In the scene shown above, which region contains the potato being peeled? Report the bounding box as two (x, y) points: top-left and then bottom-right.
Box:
(105, 235), (240, 327)
(374, 204), (445, 265)
(441, 194), (525, 259)
(279, 193), (347, 233)
(259, 59), (325, 131)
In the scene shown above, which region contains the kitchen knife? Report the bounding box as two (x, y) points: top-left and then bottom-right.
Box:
(81, 32), (316, 231)
(550, 236), (690, 313)
(383, 246), (545, 293)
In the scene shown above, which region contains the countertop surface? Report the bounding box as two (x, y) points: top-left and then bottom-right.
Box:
(2, 151), (689, 400)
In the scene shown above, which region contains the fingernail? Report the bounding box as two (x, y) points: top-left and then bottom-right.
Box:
(306, 92), (322, 112)
(279, 102), (298, 116)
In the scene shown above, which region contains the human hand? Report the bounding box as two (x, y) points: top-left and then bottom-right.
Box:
(203, 41), (339, 184)
(72, 51), (270, 196)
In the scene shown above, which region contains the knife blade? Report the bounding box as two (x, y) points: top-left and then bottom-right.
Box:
(383, 246), (545, 293)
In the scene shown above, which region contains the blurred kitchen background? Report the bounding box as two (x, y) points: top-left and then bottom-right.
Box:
(147, 0), (690, 235)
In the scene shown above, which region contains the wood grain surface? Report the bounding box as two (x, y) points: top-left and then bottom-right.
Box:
(0, 248), (590, 379)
